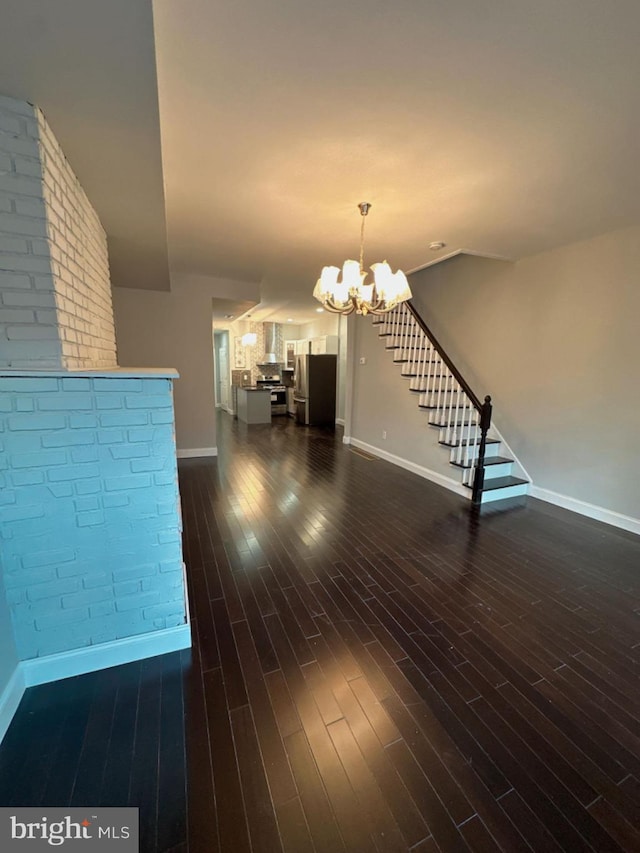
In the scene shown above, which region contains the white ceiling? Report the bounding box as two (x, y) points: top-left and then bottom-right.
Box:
(2, 1), (640, 322)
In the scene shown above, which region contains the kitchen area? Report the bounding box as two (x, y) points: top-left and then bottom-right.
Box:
(224, 320), (343, 427)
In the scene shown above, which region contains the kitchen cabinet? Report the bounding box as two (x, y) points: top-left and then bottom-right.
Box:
(296, 339), (310, 355)
(310, 335), (339, 354)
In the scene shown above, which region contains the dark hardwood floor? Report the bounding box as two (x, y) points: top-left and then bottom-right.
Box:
(1, 411), (639, 852)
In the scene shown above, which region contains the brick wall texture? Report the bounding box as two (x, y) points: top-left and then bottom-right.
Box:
(0, 94), (117, 369)
(0, 375), (186, 659)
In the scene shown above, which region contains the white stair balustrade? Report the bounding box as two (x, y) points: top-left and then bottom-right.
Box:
(373, 303), (529, 505)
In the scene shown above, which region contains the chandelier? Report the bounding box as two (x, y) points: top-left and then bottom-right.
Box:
(313, 202), (412, 315)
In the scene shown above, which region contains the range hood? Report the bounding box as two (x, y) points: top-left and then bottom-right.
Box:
(258, 322), (278, 364)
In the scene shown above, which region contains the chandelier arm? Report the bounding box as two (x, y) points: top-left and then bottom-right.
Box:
(322, 299), (355, 315)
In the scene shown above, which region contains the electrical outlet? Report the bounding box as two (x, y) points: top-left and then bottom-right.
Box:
(382, 430), (387, 440)
(359, 356), (367, 365)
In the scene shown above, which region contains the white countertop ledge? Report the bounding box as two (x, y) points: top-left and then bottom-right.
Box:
(0, 367), (179, 379)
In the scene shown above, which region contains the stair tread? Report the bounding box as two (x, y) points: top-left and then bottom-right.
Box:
(429, 420), (477, 427)
(464, 475), (529, 491)
(439, 437), (500, 448)
(450, 456), (514, 469)
(402, 376), (452, 381)
(410, 386), (457, 392)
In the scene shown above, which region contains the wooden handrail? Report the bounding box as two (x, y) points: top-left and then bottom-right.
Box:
(405, 301), (482, 411)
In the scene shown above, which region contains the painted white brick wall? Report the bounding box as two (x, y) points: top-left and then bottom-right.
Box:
(0, 94), (62, 369)
(0, 374), (186, 659)
(37, 110), (117, 369)
(0, 94), (117, 369)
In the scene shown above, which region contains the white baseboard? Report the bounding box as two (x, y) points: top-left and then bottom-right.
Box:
(530, 486), (640, 536)
(335, 418), (345, 426)
(0, 665), (25, 745)
(348, 438), (469, 499)
(177, 447), (218, 458)
(343, 435), (351, 444)
(20, 623), (192, 688)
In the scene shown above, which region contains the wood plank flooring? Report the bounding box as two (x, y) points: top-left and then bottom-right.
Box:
(1, 411), (639, 852)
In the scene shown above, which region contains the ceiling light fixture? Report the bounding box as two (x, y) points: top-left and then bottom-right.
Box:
(313, 202), (412, 315)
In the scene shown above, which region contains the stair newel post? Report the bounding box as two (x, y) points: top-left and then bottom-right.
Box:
(471, 395), (492, 505)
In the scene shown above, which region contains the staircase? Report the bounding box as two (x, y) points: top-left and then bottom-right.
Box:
(372, 303), (529, 505)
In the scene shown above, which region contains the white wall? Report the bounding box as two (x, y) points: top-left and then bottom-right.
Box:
(113, 273), (259, 453)
(298, 313), (339, 340)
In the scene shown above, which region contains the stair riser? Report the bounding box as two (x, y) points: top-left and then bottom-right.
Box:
(480, 483), (529, 504)
(449, 443), (502, 462)
(377, 324), (418, 336)
(384, 336), (428, 347)
(409, 378), (459, 391)
(482, 462), (514, 479)
(458, 462), (514, 482)
(393, 350), (432, 362)
(418, 392), (473, 408)
(435, 424), (482, 441)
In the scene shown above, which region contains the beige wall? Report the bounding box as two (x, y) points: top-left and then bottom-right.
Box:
(404, 226), (640, 520)
(348, 315), (463, 489)
(113, 273), (259, 453)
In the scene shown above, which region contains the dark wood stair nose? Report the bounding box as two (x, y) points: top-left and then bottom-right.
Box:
(451, 455), (514, 469)
(463, 475), (529, 491)
(439, 437), (500, 448)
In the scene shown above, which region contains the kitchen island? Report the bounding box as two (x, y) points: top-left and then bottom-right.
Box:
(236, 387), (271, 424)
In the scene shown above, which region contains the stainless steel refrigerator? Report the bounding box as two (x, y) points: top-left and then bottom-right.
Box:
(293, 354), (337, 426)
